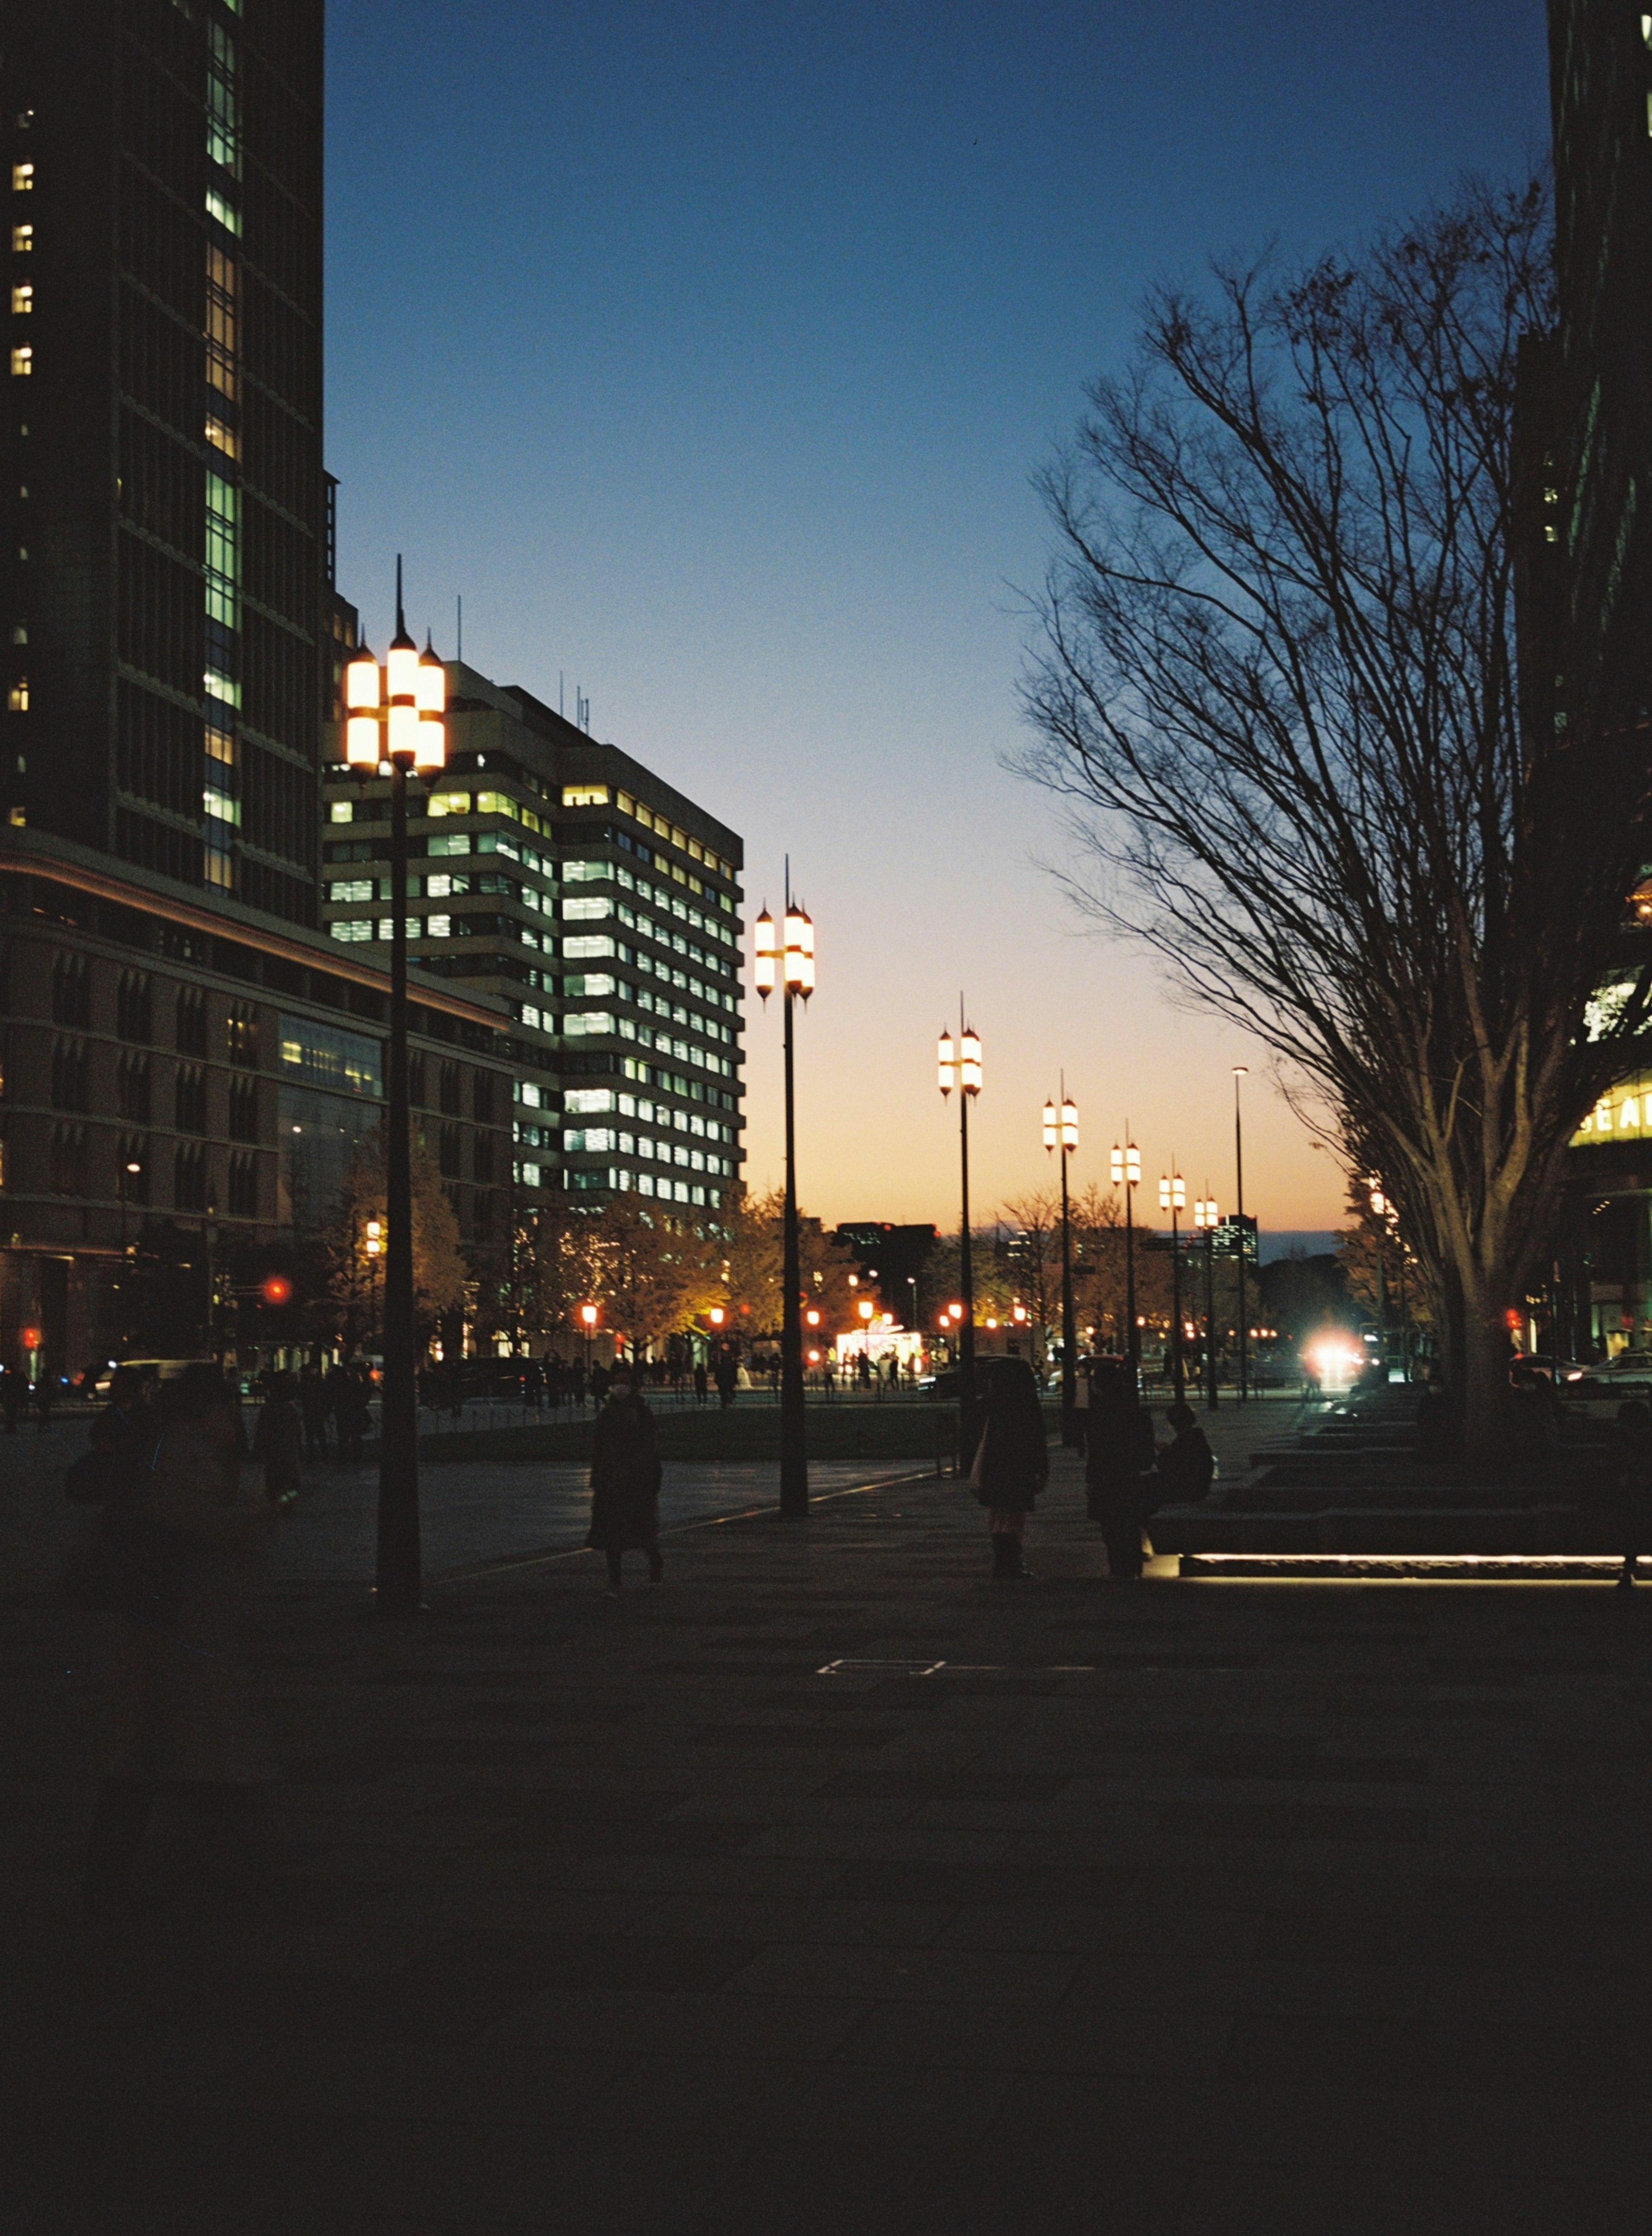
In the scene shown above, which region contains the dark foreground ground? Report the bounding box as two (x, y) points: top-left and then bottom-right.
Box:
(6, 1450), (1652, 2235)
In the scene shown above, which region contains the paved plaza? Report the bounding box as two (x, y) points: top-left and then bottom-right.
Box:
(6, 1443), (1652, 2233)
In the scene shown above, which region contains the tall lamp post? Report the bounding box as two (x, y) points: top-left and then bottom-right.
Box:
(579, 1302), (598, 1394)
(1110, 1135), (1141, 1386)
(939, 1009), (982, 1423)
(343, 566), (446, 1617)
(1159, 1168), (1186, 1399)
(1194, 1194), (1220, 1410)
(1043, 1085), (1079, 1443)
(755, 879), (815, 1517)
(1233, 1067), (1250, 1404)
(365, 1218), (383, 1351)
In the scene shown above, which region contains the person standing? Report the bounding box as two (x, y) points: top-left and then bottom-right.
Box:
(253, 1372), (303, 1506)
(1084, 1362), (1157, 1581)
(586, 1366), (664, 1596)
(968, 1357), (1048, 1579)
(82, 1365), (282, 1913)
(299, 1361), (330, 1457)
(693, 1360), (709, 1406)
(714, 1352), (737, 1409)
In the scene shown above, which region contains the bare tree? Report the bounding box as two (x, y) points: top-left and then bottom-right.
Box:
(1020, 176), (1652, 1459)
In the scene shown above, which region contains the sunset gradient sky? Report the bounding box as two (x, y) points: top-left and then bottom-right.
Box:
(325, 0), (1549, 1236)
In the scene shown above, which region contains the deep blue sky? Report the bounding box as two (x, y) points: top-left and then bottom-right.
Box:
(326, 0), (1550, 1231)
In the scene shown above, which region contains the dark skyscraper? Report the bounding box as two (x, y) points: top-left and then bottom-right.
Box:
(4, 0), (325, 921)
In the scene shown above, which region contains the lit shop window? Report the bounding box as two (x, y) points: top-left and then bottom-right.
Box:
(10, 346), (30, 376)
(11, 284), (31, 315)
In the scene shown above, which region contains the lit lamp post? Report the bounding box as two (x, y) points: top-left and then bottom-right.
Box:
(1194, 1194), (1220, 1411)
(365, 1218), (383, 1351)
(939, 1009), (982, 1435)
(579, 1302), (599, 1391)
(1159, 1169), (1187, 1398)
(1233, 1066), (1250, 1404)
(1110, 1136), (1141, 1386)
(754, 879), (815, 1517)
(1043, 1085), (1080, 1444)
(343, 567), (446, 1617)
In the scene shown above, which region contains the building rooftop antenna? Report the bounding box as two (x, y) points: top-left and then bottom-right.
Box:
(456, 594), (462, 665)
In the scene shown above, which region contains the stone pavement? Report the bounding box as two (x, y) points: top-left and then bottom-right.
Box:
(6, 1449), (1652, 2233)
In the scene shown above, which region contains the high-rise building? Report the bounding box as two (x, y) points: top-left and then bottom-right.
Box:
(0, 5), (524, 1373)
(319, 664), (746, 1215)
(5, 0), (326, 917)
(1539, 3), (1652, 1355)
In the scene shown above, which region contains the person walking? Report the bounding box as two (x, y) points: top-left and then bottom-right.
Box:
(586, 1366), (664, 1596)
(81, 1365), (283, 1914)
(1084, 1361), (1157, 1581)
(968, 1357), (1048, 1579)
(253, 1371), (303, 1506)
(1612, 1399), (1652, 1588)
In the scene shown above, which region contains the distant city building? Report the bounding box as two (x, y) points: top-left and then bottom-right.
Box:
(319, 663), (746, 1214)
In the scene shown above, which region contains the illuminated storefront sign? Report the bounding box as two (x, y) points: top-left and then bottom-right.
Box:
(1573, 1075), (1652, 1144)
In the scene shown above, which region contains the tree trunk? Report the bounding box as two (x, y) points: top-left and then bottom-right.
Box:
(1455, 1271), (1515, 1475)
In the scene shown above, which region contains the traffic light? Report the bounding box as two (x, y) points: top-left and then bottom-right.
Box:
(259, 1274), (293, 1308)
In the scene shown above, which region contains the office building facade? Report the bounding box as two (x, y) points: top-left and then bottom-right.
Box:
(320, 665), (746, 1216)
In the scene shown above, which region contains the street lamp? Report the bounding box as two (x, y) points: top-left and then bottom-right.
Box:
(579, 1301), (598, 1391)
(365, 1218), (383, 1351)
(1233, 1066), (1250, 1404)
(1043, 1084), (1080, 1443)
(1159, 1169), (1187, 1398)
(939, 1006), (982, 1430)
(343, 560), (445, 1616)
(754, 869), (815, 1516)
(1194, 1194), (1220, 1411)
(1109, 1135), (1141, 1385)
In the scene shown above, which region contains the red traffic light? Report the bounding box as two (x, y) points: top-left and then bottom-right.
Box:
(19, 1326), (41, 1350)
(259, 1275), (293, 1308)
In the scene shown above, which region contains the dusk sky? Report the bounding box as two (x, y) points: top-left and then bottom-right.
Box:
(326, 0), (1550, 1240)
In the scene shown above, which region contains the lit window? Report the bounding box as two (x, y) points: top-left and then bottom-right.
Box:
(328, 878), (373, 904)
(329, 799), (353, 824)
(11, 625), (24, 645)
(10, 284), (31, 315)
(425, 790), (471, 817)
(9, 346), (30, 376)
(7, 678), (25, 711)
(204, 783), (240, 827)
(426, 913), (451, 938)
(205, 722), (236, 766)
(11, 165), (34, 192)
(476, 790), (520, 821)
(206, 414), (238, 458)
(11, 224), (30, 252)
(563, 1012), (616, 1038)
(203, 842), (234, 890)
(562, 784), (610, 807)
(204, 667), (240, 706)
(564, 895), (614, 922)
(7, 804), (23, 826)
(205, 185), (241, 234)
(329, 920), (374, 944)
(519, 1003), (542, 1028)
(515, 1163), (541, 1188)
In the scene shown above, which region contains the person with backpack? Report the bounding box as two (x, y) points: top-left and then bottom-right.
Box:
(78, 1365), (284, 1914)
(586, 1366), (664, 1596)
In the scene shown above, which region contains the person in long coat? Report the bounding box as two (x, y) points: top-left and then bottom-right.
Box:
(586, 1368), (664, 1595)
(83, 1365), (280, 1912)
(1156, 1401), (1216, 1505)
(1084, 1361), (1157, 1580)
(970, 1357), (1048, 1578)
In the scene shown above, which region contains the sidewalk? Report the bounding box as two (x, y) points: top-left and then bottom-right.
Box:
(6, 1450), (1652, 2233)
